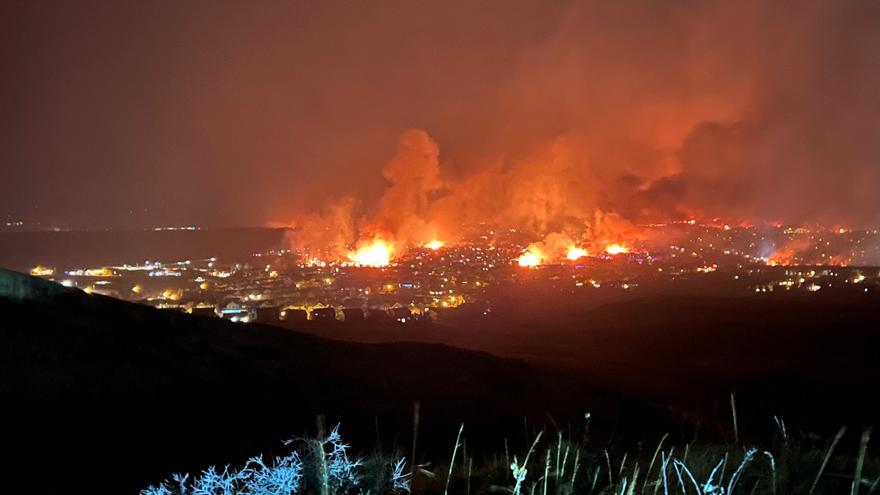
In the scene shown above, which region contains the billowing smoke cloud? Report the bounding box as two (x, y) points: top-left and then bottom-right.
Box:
(369, 129), (444, 243)
(278, 0), (880, 258)
(283, 129), (653, 258)
(280, 130), (447, 259)
(276, 198), (359, 259)
(6, 1), (878, 231)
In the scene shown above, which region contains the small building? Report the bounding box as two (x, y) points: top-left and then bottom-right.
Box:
(191, 305), (217, 318)
(282, 308), (308, 323)
(310, 307), (337, 321)
(220, 302), (250, 322)
(340, 307), (364, 322)
(389, 307), (413, 323)
(255, 306), (280, 323)
(366, 309), (393, 323)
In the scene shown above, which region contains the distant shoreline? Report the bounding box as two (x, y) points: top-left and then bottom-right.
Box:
(0, 227), (289, 272)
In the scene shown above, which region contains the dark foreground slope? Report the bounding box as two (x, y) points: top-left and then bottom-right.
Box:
(302, 292), (880, 429)
(0, 274), (610, 493)
(1, 290), (541, 411)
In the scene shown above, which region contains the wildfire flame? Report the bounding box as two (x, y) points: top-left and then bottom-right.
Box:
(566, 246), (588, 260)
(424, 240), (444, 250)
(348, 239), (394, 267)
(604, 244), (629, 255)
(517, 248), (544, 267)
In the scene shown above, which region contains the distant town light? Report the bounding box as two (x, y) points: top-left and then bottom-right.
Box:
(29, 265), (55, 277)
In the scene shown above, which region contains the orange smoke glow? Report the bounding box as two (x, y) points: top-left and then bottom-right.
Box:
(566, 246), (588, 260)
(604, 244), (629, 255)
(348, 239), (394, 267)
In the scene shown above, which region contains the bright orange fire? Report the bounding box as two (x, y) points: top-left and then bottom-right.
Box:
(604, 244), (629, 255)
(766, 252), (788, 266)
(517, 248), (544, 267)
(566, 246), (588, 260)
(348, 239), (394, 267)
(424, 240), (444, 250)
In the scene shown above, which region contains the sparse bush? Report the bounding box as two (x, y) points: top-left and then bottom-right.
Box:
(141, 425), (409, 495)
(143, 419), (877, 495)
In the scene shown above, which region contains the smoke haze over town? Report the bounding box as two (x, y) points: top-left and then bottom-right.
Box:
(3, 0), (880, 234)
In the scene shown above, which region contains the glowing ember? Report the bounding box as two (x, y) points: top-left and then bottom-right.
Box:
(348, 239), (393, 267)
(604, 244), (629, 255)
(424, 240), (444, 250)
(566, 246), (588, 260)
(517, 248), (544, 267)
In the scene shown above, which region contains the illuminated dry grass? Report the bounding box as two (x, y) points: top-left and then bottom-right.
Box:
(143, 417), (877, 494)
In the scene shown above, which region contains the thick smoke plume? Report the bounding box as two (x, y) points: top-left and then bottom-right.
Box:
(283, 130), (652, 258)
(9, 0), (879, 271)
(273, 0), (880, 259)
(369, 129), (444, 244)
(5, 1), (878, 230)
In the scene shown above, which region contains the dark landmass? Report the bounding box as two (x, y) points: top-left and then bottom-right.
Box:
(0, 272), (610, 493)
(3, 269), (880, 493)
(302, 293), (880, 427)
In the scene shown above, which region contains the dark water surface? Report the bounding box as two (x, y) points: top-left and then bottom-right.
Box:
(0, 228), (288, 271)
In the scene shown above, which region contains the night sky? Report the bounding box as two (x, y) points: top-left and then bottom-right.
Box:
(3, 0), (879, 230)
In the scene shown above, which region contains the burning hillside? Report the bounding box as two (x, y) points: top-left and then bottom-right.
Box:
(275, 130), (656, 265)
(273, 127), (879, 268)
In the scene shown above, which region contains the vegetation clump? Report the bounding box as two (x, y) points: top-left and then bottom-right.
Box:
(143, 418), (877, 494)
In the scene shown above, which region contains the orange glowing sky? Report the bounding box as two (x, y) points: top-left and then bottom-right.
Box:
(3, 1), (879, 231)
